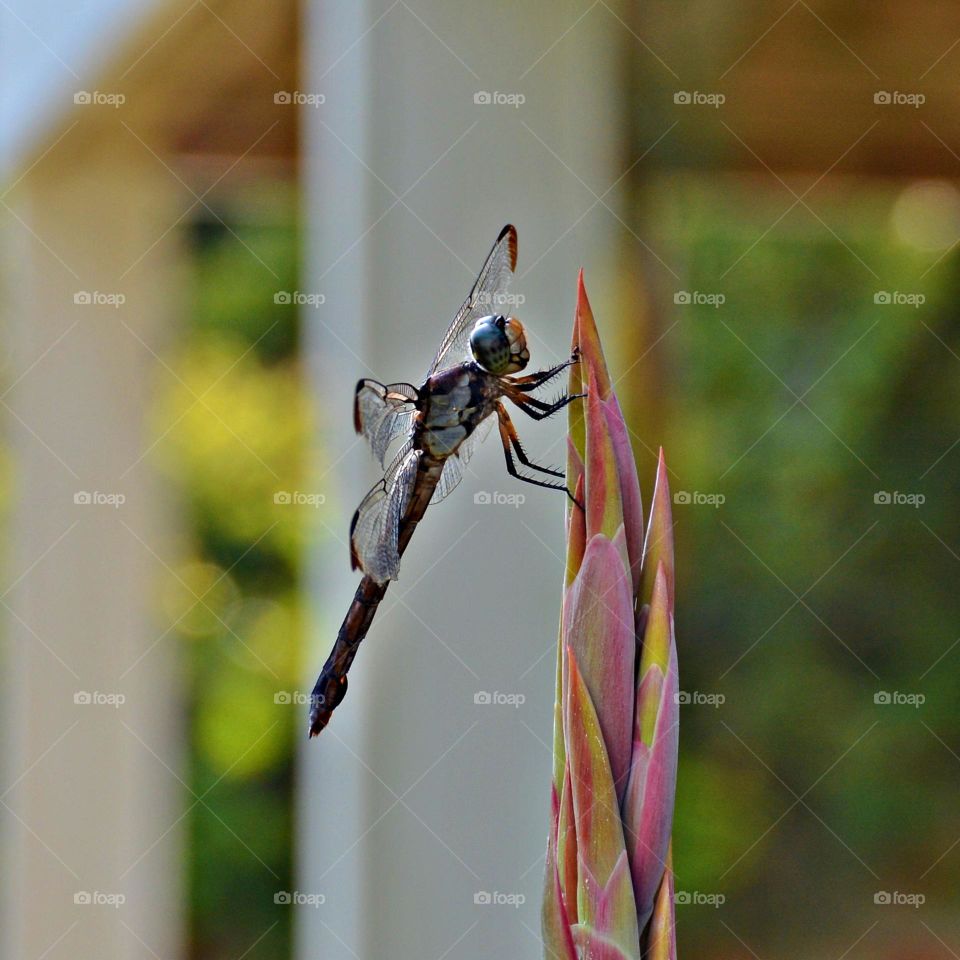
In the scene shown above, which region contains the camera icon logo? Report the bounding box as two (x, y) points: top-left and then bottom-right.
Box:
(874, 491), (891, 505)
(74, 91), (92, 105)
(74, 891), (92, 904)
(874, 891), (891, 904)
(474, 691), (492, 705)
(874, 691), (891, 704)
(274, 291), (292, 304)
(74, 691), (92, 705)
(274, 91), (292, 104)
(473, 491), (492, 505)
(274, 891), (292, 904)
(874, 291), (891, 304)
(74, 491), (92, 505)
(673, 291), (691, 304)
(674, 691), (692, 704)
(674, 891), (691, 904)
(73, 291), (92, 305)
(274, 491), (292, 505)
(874, 91), (891, 105)
(474, 891), (492, 905)
(674, 91), (692, 104)
(674, 491), (691, 504)
(474, 91), (492, 105)
(274, 691), (292, 705)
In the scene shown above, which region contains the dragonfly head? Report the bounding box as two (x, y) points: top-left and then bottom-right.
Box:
(469, 315), (530, 375)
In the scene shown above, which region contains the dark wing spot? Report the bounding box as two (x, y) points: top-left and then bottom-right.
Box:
(498, 224), (518, 272)
(349, 508), (362, 570)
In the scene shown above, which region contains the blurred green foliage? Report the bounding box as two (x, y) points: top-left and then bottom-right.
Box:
(630, 175), (960, 957)
(152, 195), (306, 960)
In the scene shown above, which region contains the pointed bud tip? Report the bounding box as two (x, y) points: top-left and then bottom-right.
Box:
(640, 451), (675, 610)
(573, 275), (611, 399)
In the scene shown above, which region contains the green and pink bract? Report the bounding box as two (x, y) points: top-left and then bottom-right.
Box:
(542, 275), (679, 960)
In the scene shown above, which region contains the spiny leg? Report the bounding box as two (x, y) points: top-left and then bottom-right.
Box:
(498, 404), (564, 478)
(508, 390), (586, 421)
(495, 402), (578, 505)
(508, 350), (580, 392)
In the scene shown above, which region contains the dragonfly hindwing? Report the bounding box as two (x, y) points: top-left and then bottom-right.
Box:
(350, 439), (420, 584)
(354, 379), (418, 466)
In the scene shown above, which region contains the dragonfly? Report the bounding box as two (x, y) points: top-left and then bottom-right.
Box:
(308, 224), (583, 737)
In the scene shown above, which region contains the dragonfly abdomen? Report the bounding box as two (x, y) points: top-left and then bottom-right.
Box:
(309, 456), (445, 737)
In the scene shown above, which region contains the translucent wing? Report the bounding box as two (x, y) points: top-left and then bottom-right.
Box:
(350, 440), (421, 584)
(354, 379), (418, 466)
(427, 224), (518, 377)
(430, 414), (496, 504)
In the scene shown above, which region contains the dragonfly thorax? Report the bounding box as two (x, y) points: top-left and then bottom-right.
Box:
(469, 315), (530, 375)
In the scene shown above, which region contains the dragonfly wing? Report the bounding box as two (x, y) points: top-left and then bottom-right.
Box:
(350, 439), (421, 584)
(427, 224), (518, 377)
(430, 414), (495, 505)
(354, 379), (418, 466)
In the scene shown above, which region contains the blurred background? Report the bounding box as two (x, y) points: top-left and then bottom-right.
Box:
(2, 1), (959, 958)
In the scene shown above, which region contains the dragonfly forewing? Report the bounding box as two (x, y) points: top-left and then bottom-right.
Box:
(426, 224), (518, 378)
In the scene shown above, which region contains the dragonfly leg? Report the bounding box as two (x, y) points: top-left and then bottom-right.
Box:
(495, 403), (577, 504)
(507, 390), (586, 421)
(498, 404), (564, 478)
(508, 350), (580, 392)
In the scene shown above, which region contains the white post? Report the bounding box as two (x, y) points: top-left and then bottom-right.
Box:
(298, 4), (622, 957)
(296, 3), (374, 958)
(1, 149), (184, 960)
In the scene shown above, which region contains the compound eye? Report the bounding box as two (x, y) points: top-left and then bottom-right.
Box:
(469, 316), (511, 374)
